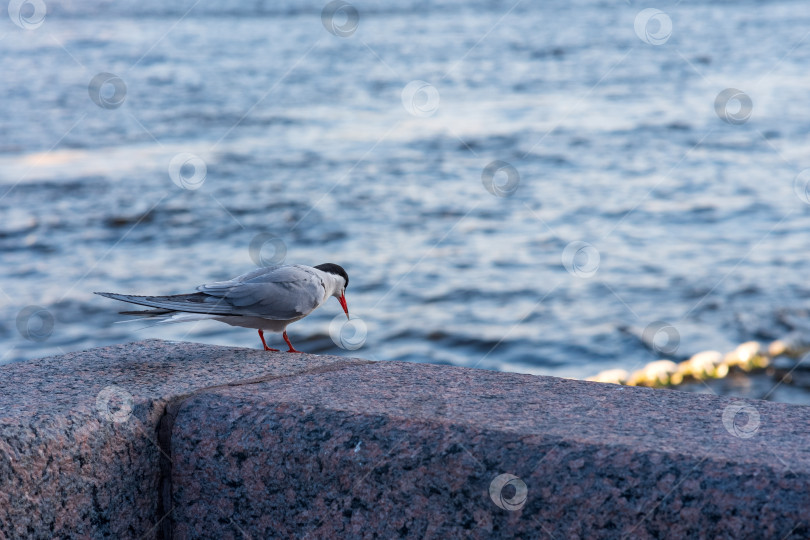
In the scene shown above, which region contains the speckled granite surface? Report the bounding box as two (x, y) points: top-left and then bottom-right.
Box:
(2, 341), (810, 539)
(0, 340), (366, 539)
(170, 362), (810, 539)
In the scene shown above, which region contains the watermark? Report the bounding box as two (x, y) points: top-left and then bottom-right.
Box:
(481, 160), (520, 198)
(714, 88), (752, 125)
(169, 152), (207, 190)
(634, 8), (672, 45)
(722, 403), (760, 439)
(249, 234), (287, 267)
(642, 320), (680, 356)
(88, 72), (127, 110)
(321, 0), (359, 37)
(402, 80), (440, 118)
(792, 168), (810, 205)
(16, 305), (54, 342)
(8, 0), (46, 29)
(489, 473), (528, 511)
(562, 241), (600, 278)
(329, 314), (367, 350)
(96, 385), (134, 423)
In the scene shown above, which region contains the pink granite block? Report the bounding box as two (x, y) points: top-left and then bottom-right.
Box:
(3, 340), (809, 538)
(0, 340), (365, 539)
(168, 362), (810, 539)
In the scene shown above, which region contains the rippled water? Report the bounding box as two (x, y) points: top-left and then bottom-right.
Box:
(3, 0), (810, 401)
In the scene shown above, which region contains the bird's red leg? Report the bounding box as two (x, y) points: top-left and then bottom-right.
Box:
(258, 330), (279, 352)
(282, 330), (303, 353)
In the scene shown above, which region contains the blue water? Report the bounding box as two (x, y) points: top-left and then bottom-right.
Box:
(3, 0), (810, 390)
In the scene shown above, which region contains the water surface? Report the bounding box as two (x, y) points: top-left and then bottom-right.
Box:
(3, 0), (810, 403)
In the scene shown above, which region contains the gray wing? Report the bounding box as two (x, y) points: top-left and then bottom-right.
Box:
(96, 265), (326, 320)
(195, 264), (326, 320)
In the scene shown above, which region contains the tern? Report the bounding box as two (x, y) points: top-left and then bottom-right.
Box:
(95, 263), (349, 353)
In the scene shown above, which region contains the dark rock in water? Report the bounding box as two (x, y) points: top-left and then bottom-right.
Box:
(105, 212), (154, 227)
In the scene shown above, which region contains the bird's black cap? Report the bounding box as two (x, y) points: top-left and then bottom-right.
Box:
(315, 263), (349, 288)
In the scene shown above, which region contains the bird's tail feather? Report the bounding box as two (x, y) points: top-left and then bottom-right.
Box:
(113, 312), (219, 330)
(118, 308), (175, 316)
(155, 313), (220, 324)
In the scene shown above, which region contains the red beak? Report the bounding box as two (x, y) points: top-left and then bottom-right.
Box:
(338, 293), (349, 319)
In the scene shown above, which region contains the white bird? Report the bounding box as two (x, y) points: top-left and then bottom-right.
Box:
(96, 263), (349, 353)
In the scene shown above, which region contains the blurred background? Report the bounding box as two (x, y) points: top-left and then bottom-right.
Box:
(3, 0), (810, 403)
